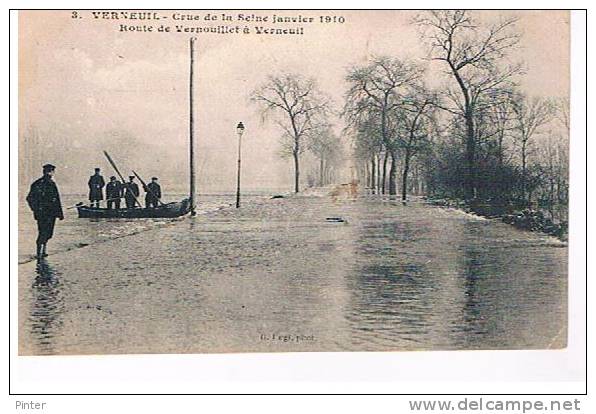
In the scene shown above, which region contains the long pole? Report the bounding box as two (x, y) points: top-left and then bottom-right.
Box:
(103, 150), (141, 208)
(189, 37), (197, 216)
(132, 170), (165, 207)
(236, 133), (242, 208)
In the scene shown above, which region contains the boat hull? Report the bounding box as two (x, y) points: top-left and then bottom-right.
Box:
(76, 199), (191, 219)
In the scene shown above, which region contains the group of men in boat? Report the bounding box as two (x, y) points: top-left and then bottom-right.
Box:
(26, 163), (164, 259)
(88, 167), (162, 209)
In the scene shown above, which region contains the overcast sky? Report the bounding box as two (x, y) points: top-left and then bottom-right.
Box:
(19, 10), (569, 193)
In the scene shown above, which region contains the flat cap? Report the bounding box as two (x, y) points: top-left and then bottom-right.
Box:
(42, 163), (56, 171)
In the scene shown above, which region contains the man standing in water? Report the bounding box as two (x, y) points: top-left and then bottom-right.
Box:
(26, 164), (64, 259)
(88, 167), (105, 208)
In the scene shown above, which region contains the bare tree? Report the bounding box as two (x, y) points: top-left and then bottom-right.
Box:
(251, 74), (331, 193)
(344, 56), (424, 196)
(351, 113), (383, 191)
(553, 97), (570, 212)
(535, 134), (567, 221)
(485, 93), (516, 167)
(396, 91), (437, 202)
(414, 10), (522, 199)
(308, 125), (343, 186)
(510, 93), (554, 204)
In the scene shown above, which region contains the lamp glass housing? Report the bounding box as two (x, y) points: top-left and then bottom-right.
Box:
(236, 122), (245, 137)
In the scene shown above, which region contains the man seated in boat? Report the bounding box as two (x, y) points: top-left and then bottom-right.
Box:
(144, 177), (162, 208)
(105, 176), (123, 210)
(124, 176), (140, 209)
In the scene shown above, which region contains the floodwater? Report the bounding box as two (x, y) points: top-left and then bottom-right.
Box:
(18, 192), (567, 355)
(18, 192), (274, 264)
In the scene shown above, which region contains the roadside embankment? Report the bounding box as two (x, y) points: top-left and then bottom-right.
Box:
(425, 197), (568, 241)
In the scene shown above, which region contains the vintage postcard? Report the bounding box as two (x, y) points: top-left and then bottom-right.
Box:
(18, 10), (569, 355)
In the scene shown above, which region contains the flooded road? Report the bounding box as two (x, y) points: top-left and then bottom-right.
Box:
(18, 193), (567, 355)
(18, 192), (274, 264)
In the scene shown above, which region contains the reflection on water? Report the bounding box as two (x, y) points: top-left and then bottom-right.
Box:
(18, 196), (567, 355)
(29, 260), (64, 355)
(346, 202), (567, 350)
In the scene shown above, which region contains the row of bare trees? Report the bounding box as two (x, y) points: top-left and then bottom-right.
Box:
(422, 92), (567, 218)
(419, 11), (567, 220)
(249, 11), (568, 223)
(343, 56), (437, 201)
(414, 10), (522, 200)
(343, 10), (568, 222)
(307, 125), (344, 187)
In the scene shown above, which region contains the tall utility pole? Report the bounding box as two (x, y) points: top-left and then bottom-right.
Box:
(235, 122), (245, 208)
(189, 37), (197, 216)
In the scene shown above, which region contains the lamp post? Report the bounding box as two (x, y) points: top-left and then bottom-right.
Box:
(235, 122), (245, 208)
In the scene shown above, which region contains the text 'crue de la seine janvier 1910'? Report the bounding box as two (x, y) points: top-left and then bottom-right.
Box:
(71, 11), (346, 36)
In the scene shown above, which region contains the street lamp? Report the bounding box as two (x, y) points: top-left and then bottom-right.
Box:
(235, 122), (245, 208)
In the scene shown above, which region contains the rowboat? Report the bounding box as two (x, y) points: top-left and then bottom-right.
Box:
(76, 199), (191, 219)
(76, 38), (199, 220)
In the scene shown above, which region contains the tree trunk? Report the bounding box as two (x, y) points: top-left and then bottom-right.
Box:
(381, 151), (388, 194)
(389, 150), (398, 196)
(497, 131), (504, 167)
(377, 154), (382, 193)
(521, 141), (527, 205)
(371, 156), (376, 194)
(319, 157), (324, 187)
(556, 176), (562, 205)
(401, 151), (411, 202)
(380, 103), (387, 196)
(549, 177), (555, 220)
(293, 151), (300, 193)
(417, 164), (424, 195)
(464, 111), (476, 200)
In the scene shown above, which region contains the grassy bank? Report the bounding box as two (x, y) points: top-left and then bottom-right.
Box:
(425, 197), (568, 241)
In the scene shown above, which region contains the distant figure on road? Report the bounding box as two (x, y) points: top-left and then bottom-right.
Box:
(124, 176), (140, 209)
(105, 176), (123, 210)
(349, 179), (359, 199)
(26, 163), (64, 259)
(144, 177), (162, 208)
(330, 180), (359, 203)
(88, 167), (105, 208)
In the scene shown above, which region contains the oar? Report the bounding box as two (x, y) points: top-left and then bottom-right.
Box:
(132, 170), (166, 207)
(66, 202), (85, 210)
(103, 151), (142, 208)
(66, 197), (123, 210)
